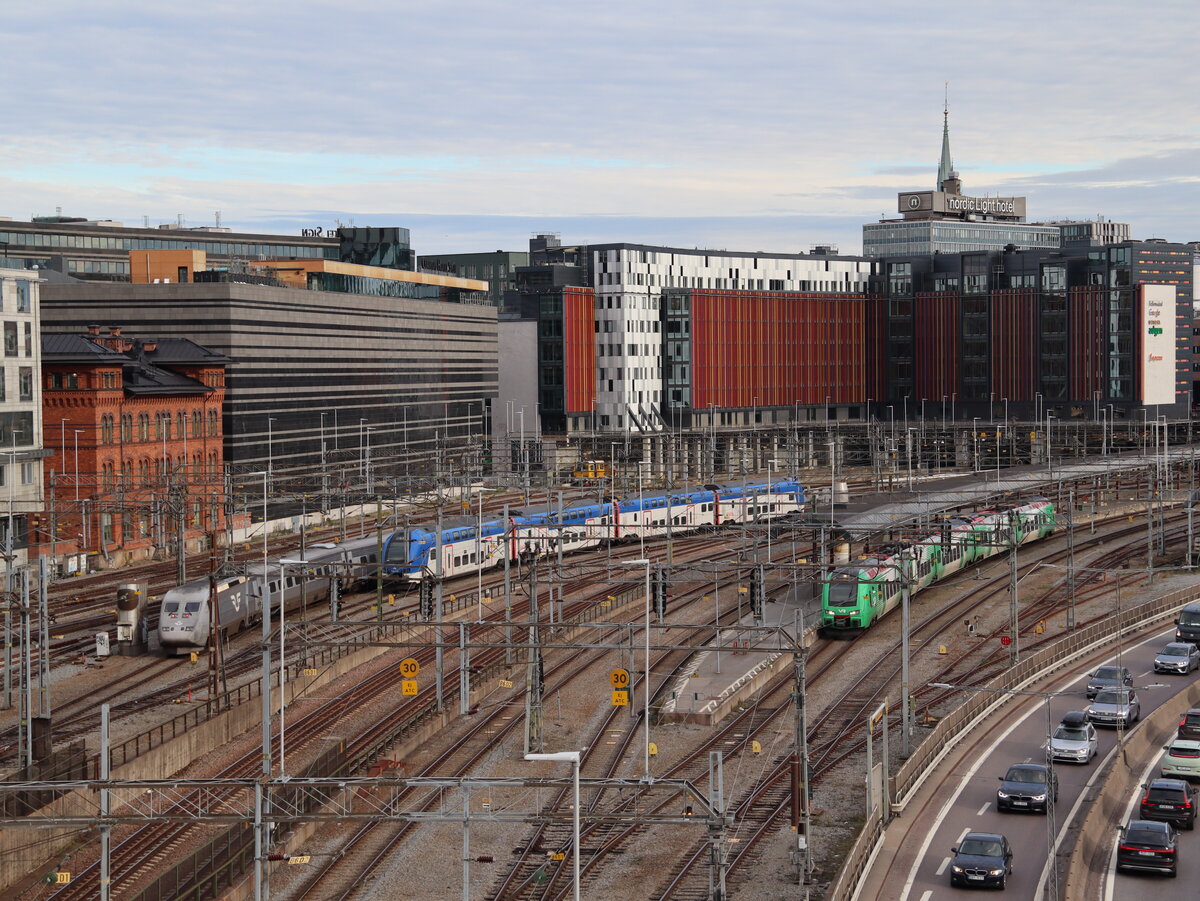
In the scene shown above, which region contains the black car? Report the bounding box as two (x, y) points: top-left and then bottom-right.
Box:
(1086, 665), (1133, 699)
(1117, 819), (1178, 877)
(997, 763), (1058, 813)
(949, 832), (1013, 889)
(1179, 709), (1200, 741)
(1139, 778), (1198, 830)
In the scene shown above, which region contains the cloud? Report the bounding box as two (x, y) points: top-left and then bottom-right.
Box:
(2, 0), (1198, 254)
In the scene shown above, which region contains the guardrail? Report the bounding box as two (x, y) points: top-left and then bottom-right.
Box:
(825, 582), (1196, 901)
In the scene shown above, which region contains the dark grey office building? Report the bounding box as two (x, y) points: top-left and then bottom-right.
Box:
(40, 281), (498, 487)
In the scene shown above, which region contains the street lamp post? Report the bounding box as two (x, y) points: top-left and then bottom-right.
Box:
(267, 417), (276, 491)
(524, 751), (581, 901)
(73, 429), (84, 502)
(621, 558), (653, 781)
(971, 418), (979, 472)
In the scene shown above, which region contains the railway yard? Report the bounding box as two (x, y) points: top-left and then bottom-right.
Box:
(0, 440), (1198, 900)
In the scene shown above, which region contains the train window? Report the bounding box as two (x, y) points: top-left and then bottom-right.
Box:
(164, 603), (179, 614)
(184, 602), (201, 615)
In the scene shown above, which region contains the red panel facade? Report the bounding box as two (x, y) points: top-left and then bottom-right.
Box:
(990, 288), (1038, 401)
(690, 290), (866, 410)
(1068, 286), (1105, 401)
(913, 292), (959, 401)
(562, 286), (596, 414)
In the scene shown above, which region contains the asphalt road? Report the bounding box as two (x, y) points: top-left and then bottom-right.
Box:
(887, 623), (1197, 900)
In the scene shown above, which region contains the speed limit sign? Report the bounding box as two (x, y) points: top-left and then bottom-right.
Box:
(610, 668), (630, 689)
(400, 657), (421, 678)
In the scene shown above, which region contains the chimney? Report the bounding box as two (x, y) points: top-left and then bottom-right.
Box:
(86, 324), (101, 336)
(109, 326), (122, 337)
(143, 340), (158, 353)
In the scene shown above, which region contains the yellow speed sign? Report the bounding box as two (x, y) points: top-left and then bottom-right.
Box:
(400, 657), (421, 678)
(609, 668), (630, 689)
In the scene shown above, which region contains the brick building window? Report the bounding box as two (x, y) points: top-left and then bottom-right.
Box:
(121, 415), (132, 442)
(138, 414), (150, 440)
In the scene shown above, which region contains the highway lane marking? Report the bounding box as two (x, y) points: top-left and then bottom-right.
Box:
(956, 826), (970, 842)
(898, 704), (1045, 901)
(919, 892), (932, 901)
(935, 857), (951, 876)
(976, 802), (990, 816)
(1103, 742), (1167, 901)
(1033, 624), (1178, 899)
(899, 624), (1175, 901)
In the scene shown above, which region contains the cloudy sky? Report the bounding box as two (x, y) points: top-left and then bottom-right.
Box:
(5, 0), (1198, 255)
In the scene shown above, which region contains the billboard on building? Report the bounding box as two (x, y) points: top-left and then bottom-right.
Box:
(1140, 284), (1176, 405)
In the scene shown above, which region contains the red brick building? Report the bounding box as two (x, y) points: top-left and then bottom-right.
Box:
(40, 326), (229, 571)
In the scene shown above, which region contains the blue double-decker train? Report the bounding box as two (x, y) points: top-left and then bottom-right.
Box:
(382, 479), (806, 580)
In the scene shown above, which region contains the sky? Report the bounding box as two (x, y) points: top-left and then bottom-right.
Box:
(5, 0), (1199, 256)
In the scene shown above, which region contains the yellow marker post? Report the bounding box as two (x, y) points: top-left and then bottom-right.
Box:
(751, 740), (762, 754)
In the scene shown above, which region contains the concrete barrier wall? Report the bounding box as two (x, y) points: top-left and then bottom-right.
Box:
(1064, 680), (1200, 900)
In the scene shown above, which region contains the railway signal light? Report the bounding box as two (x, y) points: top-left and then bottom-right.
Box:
(652, 571), (667, 620)
(418, 579), (434, 620)
(750, 564), (764, 621)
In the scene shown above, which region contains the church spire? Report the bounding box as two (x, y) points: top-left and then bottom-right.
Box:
(937, 82), (958, 192)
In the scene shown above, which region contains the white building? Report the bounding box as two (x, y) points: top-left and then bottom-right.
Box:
(588, 244), (875, 431)
(0, 267), (45, 566)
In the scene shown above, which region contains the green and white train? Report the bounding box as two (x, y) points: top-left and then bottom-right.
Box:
(820, 497), (1057, 634)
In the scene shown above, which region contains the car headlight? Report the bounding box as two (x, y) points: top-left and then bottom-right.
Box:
(951, 866), (964, 874)
(1032, 793), (1046, 801)
(997, 790), (1009, 799)
(989, 868), (1005, 876)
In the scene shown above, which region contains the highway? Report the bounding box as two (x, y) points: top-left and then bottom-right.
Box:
(860, 621), (1197, 900)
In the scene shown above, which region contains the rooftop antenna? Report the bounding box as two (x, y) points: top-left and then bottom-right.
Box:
(143, 215), (150, 228)
(177, 213), (185, 228)
(215, 211), (222, 228)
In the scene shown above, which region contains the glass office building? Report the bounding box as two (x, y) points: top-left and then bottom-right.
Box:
(863, 219), (1061, 258)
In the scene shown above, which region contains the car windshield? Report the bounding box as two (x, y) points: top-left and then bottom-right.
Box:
(1179, 611), (1200, 626)
(959, 838), (1003, 857)
(1094, 666), (1123, 680)
(1161, 644), (1191, 656)
(1094, 690), (1131, 705)
(1054, 726), (1088, 742)
(826, 581), (858, 607)
(1005, 767), (1046, 784)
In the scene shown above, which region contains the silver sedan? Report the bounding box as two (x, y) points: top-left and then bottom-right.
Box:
(1154, 642), (1200, 674)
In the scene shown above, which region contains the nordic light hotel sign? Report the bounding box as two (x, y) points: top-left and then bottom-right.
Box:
(1141, 284), (1176, 405)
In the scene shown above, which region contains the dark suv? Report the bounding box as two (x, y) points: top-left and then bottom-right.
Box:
(1179, 709), (1200, 741)
(1116, 819), (1177, 877)
(949, 832), (1013, 889)
(1086, 665), (1133, 699)
(1139, 778), (1198, 830)
(997, 763), (1058, 813)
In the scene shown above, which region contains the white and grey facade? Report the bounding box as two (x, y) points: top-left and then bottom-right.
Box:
(0, 267), (45, 562)
(588, 244), (875, 431)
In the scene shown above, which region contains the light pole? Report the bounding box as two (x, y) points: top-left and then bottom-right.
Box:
(970, 418), (979, 472)
(73, 429), (84, 502)
(248, 470), (271, 901)
(524, 751), (581, 901)
(266, 417), (277, 491)
(621, 558), (653, 781)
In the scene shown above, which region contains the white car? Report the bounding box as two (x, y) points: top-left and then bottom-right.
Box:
(1161, 740), (1200, 781)
(1049, 712), (1099, 763)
